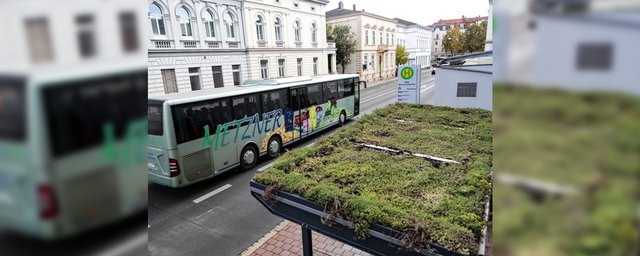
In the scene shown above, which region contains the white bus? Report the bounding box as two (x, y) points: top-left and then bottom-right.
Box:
(0, 64), (148, 239)
(148, 74), (361, 188)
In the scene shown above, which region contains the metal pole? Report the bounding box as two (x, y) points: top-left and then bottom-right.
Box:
(302, 225), (313, 256)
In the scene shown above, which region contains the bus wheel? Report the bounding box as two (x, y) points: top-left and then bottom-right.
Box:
(339, 111), (347, 126)
(267, 136), (282, 159)
(240, 145), (258, 170)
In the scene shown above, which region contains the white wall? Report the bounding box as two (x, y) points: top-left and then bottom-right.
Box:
(532, 15), (640, 95)
(434, 66), (492, 111)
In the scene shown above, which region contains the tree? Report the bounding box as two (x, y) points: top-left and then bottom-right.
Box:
(463, 21), (487, 53)
(442, 28), (464, 56)
(395, 45), (409, 65)
(327, 24), (357, 73)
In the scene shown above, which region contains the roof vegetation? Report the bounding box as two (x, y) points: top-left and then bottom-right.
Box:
(493, 85), (639, 255)
(254, 103), (492, 254)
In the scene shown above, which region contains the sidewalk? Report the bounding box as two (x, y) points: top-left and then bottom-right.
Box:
(241, 221), (370, 256)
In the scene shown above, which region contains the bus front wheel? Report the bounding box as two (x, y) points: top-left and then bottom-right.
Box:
(240, 145), (258, 170)
(267, 136), (282, 159)
(339, 111), (347, 126)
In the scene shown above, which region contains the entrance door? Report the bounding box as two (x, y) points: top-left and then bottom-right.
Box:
(290, 87), (309, 141)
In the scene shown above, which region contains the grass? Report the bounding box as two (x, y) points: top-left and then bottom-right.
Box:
(493, 85), (639, 256)
(254, 103), (492, 255)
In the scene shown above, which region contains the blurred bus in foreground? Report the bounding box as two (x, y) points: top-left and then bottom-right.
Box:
(0, 64), (148, 239)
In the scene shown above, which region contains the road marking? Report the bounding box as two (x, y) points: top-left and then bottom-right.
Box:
(257, 162), (274, 172)
(421, 84), (435, 94)
(361, 90), (396, 103)
(91, 230), (147, 256)
(193, 184), (233, 204)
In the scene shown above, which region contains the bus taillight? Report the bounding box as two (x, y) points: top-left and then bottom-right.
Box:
(169, 159), (181, 177)
(38, 184), (59, 220)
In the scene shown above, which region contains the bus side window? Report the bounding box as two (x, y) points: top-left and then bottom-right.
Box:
(337, 80), (345, 99)
(308, 84), (322, 106)
(323, 81), (338, 102)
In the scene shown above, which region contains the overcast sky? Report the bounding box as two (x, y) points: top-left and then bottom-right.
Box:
(324, 0), (491, 26)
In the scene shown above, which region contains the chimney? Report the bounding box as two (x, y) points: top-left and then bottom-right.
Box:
(353, 4), (356, 11)
(338, 1), (343, 9)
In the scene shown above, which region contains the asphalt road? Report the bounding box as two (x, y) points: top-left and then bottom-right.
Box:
(148, 70), (436, 256)
(0, 70), (436, 256)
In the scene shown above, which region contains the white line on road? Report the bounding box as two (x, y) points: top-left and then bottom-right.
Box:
(257, 162), (274, 172)
(361, 90), (396, 103)
(421, 84), (435, 94)
(193, 184), (233, 204)
(91, 230), (147, 256)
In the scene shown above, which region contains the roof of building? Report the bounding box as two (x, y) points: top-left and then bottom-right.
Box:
(325, 6), (396, 23)
(432, 16), (488, 26)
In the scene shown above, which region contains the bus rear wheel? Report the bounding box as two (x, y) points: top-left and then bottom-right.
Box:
(240, 145), (258, 170)
(267, 136), (282, 159)
(339, 111), (347, 126)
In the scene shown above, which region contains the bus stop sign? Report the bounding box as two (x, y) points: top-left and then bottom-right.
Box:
(397, 65), (421, 104)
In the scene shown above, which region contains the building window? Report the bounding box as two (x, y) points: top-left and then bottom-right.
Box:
(149, 3), (166, 36)
(379, 32), (382, 46)
(391, 33), (394, 46)
(256, 15), (265, 41)
(313, 57), (318, 75)
(294, 3), (299, 8)
(372, 31), (376, 45)
(232, 65), (241, 86)
(161, 69), (178, 94)
(224, 11), (236, 39)
(294, 21), (301, 42)
(76, 15), (96, 58)
(365, 30), (369, 45)
(212, 66), (223, 88)
(577, 43), (612, 70)
(457, 83), (477, 97)
(119, 12), (139, 52)
(25, 17), (53, 63)
(364, 54), (368, 70)
(260, 60), (268, 79)
(274, 17), (282, 41)
(189, 67), (201, 91)
(178, 7), (193, 37)
(297, 58), (303, 76)
(386, 32), (389, 45)
(311, 23), (318, 43)
(278, 59), (285, 78)
(371, 55), (375, 69)
(204, 10), (216, 38)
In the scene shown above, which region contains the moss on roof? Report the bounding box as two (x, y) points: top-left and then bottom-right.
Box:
(254, 103), (492, 255)
(493, 85), (639, 255)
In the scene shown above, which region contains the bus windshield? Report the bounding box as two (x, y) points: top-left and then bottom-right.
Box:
(0, 76), (26, 142)
(42, 71), (147, 157)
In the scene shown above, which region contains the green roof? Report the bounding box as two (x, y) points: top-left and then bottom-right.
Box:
(254, 103), (492, 254)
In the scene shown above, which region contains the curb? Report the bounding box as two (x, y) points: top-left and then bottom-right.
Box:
(240, 220), (290, 256)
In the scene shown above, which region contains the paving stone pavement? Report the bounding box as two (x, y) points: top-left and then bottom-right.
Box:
(241, 221), (371, 256)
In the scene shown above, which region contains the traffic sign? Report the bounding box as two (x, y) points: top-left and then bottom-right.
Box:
(397, 65), (421, 104)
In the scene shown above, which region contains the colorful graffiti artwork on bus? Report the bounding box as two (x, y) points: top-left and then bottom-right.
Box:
(201, 109), (284, 151)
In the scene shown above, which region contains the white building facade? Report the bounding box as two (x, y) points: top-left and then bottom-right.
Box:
(326, 2), (396, 84)
(395, 18), (432, 68)
(147, 0), (249, 95)
(0, 0), (146, 71)
(242, 0), (336, 80)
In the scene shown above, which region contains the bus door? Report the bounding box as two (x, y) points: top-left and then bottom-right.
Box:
(290, 87), (309, 141)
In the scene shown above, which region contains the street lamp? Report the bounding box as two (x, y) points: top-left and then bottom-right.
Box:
(447, 37), (453, 57)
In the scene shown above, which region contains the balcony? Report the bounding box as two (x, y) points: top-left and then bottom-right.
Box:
(275, 41), (284, 48)
(327, 41), (336, 49)
(182, 41), (198, 48)
(153, 40), (173, 49)
(295, 42), (302, 48)
(257, 41), (267, 48)
(228, 42), (240, 48)
(377, 44), (393, 53)
(207, 41), (221, 48)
